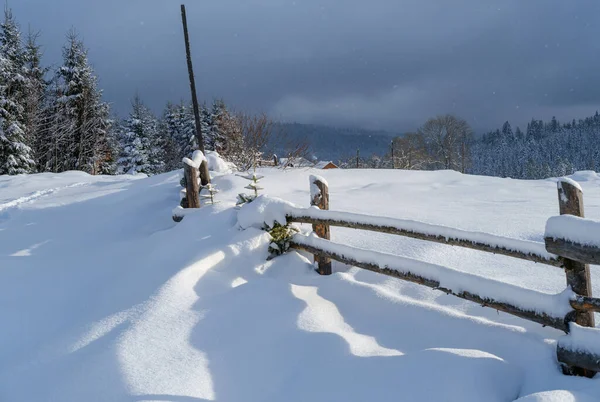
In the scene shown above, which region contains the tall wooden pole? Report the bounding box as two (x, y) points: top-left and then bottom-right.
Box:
(181, 4), (210, 184)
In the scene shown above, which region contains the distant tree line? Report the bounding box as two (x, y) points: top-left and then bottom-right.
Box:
(339, 114), (474, 172)
(470, 114), (600, 179)
(340, 112), (600, 180)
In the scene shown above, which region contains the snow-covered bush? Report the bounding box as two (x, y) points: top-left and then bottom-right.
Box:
(205, 150), (230, 173)
(266, 221), (298, 257)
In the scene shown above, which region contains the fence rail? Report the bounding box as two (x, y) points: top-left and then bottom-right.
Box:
(291, 215), (564, 267)
(280, 175), (600, 377)
(290, 235), (571, 332)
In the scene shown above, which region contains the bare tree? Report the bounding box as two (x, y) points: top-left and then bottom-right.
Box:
(221, 112), (310, 171)
(225, 113), (274, 170)
(390, 133), (430, 170)
(418, 114), (473, 171)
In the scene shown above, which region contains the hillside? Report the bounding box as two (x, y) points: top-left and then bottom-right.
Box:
(1, 168), (600, 401)
(274, 123), (398, 162)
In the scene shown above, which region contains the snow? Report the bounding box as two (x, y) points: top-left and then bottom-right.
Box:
(310, 174), (328, 200)
(558, 323), (600, 356)
(545, 215), (600, 247)
(206, 150), (230, 173)
(292, 233), (575, 318)
(558, 177), (583, 193)
(516, 390), (599, 402)
(182, 150), (207, 169)
(237, 194), (295, 229)
(2, 168), (600, 401)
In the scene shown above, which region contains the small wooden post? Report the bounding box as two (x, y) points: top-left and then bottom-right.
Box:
(184, 163), (201, 208)
(356, 149), (360, 169)
(556, 179), (595, 377)
(274, 154), (279, 166)
(199, 160), (210, 186)
(310, 176), (332, 275)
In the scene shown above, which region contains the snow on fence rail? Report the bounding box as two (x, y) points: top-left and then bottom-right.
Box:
(291, 203), (563, 267)
(254, 175), (600, 377)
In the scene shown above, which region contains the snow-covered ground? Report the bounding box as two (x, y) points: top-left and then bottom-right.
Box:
(1, 168), (600, 401)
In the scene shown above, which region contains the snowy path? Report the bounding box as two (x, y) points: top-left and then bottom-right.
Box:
(1, 169), (600, 401)
(0, 182), (89, 213)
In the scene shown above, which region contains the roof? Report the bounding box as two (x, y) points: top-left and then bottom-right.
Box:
(314, 161), (338, 169)
(279, 157), (314, 167)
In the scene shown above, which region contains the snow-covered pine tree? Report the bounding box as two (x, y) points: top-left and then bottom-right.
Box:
(118, 95), (164, 175)
(45, 29), (112, 174)
(0, 7), (35, 174)
(96, 115), (120, 175)
(207, 99), (227, 152)
(237, 172), (264, 205)
(200, 182), (219, 204)
(160, 103), (179, 172)
(200, 102), (210, 149)
(163, 101), (197, 170)
(22, 30), (47, 165)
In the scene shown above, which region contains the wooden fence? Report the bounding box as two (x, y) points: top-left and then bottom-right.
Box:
(284, 176), (600, 376)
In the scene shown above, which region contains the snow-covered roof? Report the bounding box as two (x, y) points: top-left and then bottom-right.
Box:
(314, 161), (338, 169)
(279, 157), (314, 167)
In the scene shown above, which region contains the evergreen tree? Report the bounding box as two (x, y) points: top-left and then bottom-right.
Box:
(45, 30), (112, 174)
(501, 121), (513, 141)
(208, 99), (227, 151)
(167, 102), (196, 154)
(22, 31), (47, 167)
(0, 7), (35, 174)
(118, 95), (164, 175)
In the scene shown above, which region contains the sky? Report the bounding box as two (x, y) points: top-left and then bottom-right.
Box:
(13, 0), (600, 133)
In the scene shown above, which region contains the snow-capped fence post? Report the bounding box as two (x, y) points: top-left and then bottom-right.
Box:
(310, 175), (332, 275)
(556, 179), (595, 329)
(184, 163), (201, 209)
(553, 179), (597, 377)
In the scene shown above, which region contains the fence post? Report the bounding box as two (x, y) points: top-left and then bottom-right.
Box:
(199, 160), (210, 186)
(556, 179), (596, 377)
(310, 176), (332, 275)
(557, 179), (595, 328)
(184, 163), (201, 209)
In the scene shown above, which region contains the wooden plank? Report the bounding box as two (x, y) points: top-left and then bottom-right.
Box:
(310, 177), (332, 275)
(570, 295), (600, 312)
(556, 345), (600, 375)
(291, 216), (564, 268)
(545, 237), (600, 265)
(290, 241), (570, 332)
(556, 180), (595, 328)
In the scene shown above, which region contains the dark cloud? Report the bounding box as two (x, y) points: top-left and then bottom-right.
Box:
(13, 0), (600, 132)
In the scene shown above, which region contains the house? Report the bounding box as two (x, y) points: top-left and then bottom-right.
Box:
(314, 161), (339, 169)
(276, 157), (339, 169)
(278, 157), (314, 168)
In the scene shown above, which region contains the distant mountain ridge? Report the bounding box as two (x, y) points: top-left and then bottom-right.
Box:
(274, 123), (399, 163)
